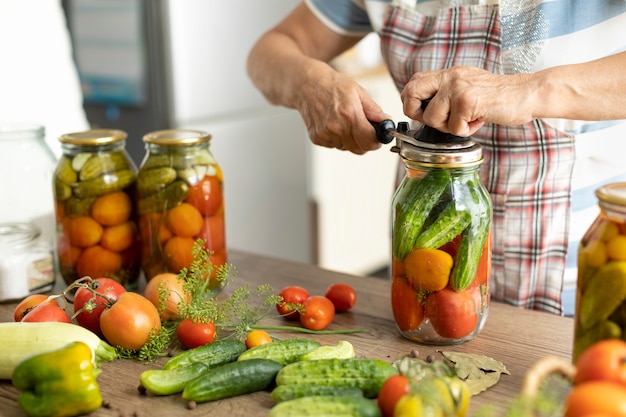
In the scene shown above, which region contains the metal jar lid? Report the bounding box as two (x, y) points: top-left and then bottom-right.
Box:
(596, 182), (626, 219)
(143, 129), (212, 146)
(58, 129), (127, 146)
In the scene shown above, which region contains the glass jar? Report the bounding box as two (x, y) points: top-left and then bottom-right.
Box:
(574, 182), (626, 361)
(137, 129), (226, 292)
(53, 129), (140, 289)
(390, 125), (492, 345)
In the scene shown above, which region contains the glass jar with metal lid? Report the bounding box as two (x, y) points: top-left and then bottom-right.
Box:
(574, 182), (626, 361)
(53, 129), (140, 288)
(376, 120), (492, 344)
(137, 129), (226, 292)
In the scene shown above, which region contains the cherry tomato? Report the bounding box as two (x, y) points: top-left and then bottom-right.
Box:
(574, 339), (626, 385)
(276, 285), (310, 320)
(100, 292), (161, 350)
(21, 299), (71, 323)
(245, 329), (273, 349)
(325, 283), (357, 312)
(564, 381), (626, 417)
(13, 294), (55, 322)
(74, 277), (126, 336)
(300, 295), (335, 331)
(176, 318), (216, 349)
(378, 374), (411, 417)
(424, 288), (478, 339)
(185, 175), (223, 216)
(144, 272), (189, 321)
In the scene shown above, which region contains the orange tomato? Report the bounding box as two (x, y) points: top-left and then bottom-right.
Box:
(75, 245), (123, 278)
(100, 221), (138, 252)
(404, 248), (453, 291)
(166, 203), (203, 238)
(245, 329), (273, 349)
(575, 339), (626, 386)
(13, 294), (55, 322)
(163, 236), (195, 273)
(391, 276), (424, 332)
(144, 272), (189, 321)
(64, 215), (103, 247)
(91, 191), (132, 226)
(378, 375), (411, 417)
(186, 175), (223, 216)
(300, 296), (335, 331)
(100, 292), (161, 350)
(564, 381), (626, 417)
(196, 214), (226, 251)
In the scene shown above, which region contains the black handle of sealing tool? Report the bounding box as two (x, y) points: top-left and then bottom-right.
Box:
(370, 119), (396, 144)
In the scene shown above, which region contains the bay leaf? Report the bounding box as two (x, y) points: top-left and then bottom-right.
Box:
(440, 351), (510, 396)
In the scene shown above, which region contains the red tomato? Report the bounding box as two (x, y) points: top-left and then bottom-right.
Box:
(196, 214), (226, 252)
(13, 294), (55, 322)
(391, 276), (424, 332)
(144, 272), (188, 321)
(300, 295), (335, 331)
(245, 329), (273, 349)
(185, 175), (223, 216)
(424, 288), (478, 339)
(378, 375), (411, 417)
(100, 292), (162, 350)
(564, 381), (626, 417)
(575, 339), (626, 385)
(21, 299), (71, 323)
(276, 285), (310, 321)
(74, 277), (126, 336)
(325, 283), (357, 312)
(176, 318), (216, 349)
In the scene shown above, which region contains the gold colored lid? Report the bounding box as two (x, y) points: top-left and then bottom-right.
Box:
(596, 182), (626, 206)
(142, 129), (211, 146)
(58, 129), (127, 145)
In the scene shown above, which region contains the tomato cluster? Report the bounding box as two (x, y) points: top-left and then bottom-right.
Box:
(276, 283), (357, 331)
(565, 339), (626, 417)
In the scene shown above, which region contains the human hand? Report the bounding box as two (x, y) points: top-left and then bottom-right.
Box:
(400, 66), (535, 136)
(295, 68), (390, 154)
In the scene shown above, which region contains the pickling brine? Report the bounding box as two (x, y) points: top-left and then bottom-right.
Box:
(137, 129), (226, 292)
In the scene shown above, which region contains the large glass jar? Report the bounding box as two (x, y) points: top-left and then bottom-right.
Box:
(53, 129), (141, 289)
(137, 129), (226, 291)
(574, 182), (626, 361)
(390, 126), (492, 345)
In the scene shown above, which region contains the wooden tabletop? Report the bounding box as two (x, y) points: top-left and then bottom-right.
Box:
(0, 250), (574, 417)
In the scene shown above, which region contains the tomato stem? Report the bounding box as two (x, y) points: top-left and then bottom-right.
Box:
(249, 324), (368, 334)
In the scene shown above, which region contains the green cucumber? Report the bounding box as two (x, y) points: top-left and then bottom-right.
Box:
(268, 395), (382, 417)
(182, 358), (283, 403)
(414, 201), (471, 250)
(449, 214), (490, 291)
(140, 362), (208, 396)
(275, 358), (398, 398)
(163, 339), (246, 370)
(393, 169), (450, 260)
(271, 384), (363, 403)
(237, 338), (321, 365)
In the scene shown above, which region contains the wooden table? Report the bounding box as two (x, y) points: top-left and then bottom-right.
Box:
(0, 250), (574, 417)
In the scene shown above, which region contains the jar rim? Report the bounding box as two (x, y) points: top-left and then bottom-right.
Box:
(143, 129), (212, 145)
(59, 129), (127, 145)
(0, 123), (45, 139)
(0, 223), (40, 247)
(596, 182), (626, 206)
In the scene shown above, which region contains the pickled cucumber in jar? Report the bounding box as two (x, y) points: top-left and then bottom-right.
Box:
(54, 129), (141, 289)
(137, 129), (226, 293)
(574, 183), (626, 361)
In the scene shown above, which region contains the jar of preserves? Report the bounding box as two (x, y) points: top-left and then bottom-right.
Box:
(574, 182), (626, 361)
(137, 129), (226, 291)
(379, 120), (492, 345)
(53, 129), (140, 288)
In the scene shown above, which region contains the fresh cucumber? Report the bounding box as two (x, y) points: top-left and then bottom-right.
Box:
(450, 210), (490, 291)
(140, 362), (208, 396)
(237, 338), (320, 365)
(275, 358), (398, 398)
(414, 201), (471, 250)
(268, 395), (382, 417)
(271, 384), (363, 403)
(163, 339), (246, 370)
(393, 169), (451, 260)
(182, 358), (283, 403)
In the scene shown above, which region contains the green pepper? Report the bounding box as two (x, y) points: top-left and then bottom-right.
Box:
(12, 341), (103, 417)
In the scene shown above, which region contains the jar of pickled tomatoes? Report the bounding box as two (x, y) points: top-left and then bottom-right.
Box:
(137, 129), (226, 291)
(54, 129), (140, 288)
(389, 124), (492, 345)
(574, 183), (626, 361)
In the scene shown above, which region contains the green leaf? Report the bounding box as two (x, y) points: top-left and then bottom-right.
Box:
(440, 351), (510, 395)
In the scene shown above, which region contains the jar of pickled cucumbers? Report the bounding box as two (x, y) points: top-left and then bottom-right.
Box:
(137, 129), (226, 291)
(54, 129), (140, 289)
(574, 182), (626, 361)
(387, 123), (492, 345)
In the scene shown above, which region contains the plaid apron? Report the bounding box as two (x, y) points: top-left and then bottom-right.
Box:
(380, 3), (575, 315)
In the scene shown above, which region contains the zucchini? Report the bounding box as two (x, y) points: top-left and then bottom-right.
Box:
(268, 395), (382, 417)
(414, 201), (471, 250)
(181, 358), (283, 403)
(271, 384), (363, 403)
(140, 362), (208, 396)
(0, 322), (117, 379)
(163, 339), (246, 370)
(275, 358), (398, 398)
(393, 169), (450, 260)
(449, 214), (490, 291)
(298, 340), (355, 361)
(237, 338), (321, 365)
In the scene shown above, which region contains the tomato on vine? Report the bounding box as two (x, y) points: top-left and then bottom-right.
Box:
(13, 294), (55, 322)
(21, 299), (71, 323)
(144, 272), (188, 321)
(100, 292), (161, 351)
(177, 318), (216, 349)
(74, 277), (126, 336)
(276, 285), (309, 320)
